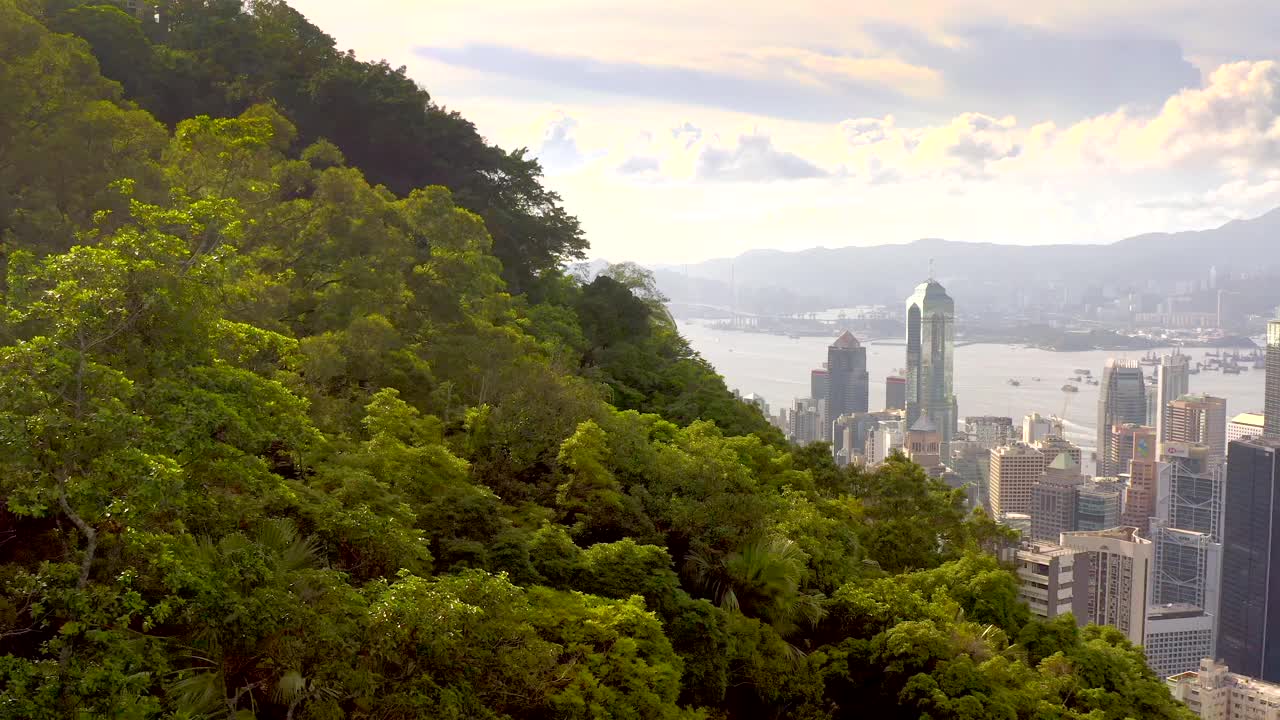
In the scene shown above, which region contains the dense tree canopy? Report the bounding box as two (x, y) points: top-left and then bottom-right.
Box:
(0, 2), (1195, 718)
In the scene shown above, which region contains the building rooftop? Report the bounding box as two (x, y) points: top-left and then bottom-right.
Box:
(1231, 412), (1266, 427)
(1147, 603), (1206, 620)
(831, 330), (861, 349)
(1017, 541), (1076, 560)
(1062, 526), (1147, 543)
(1047, 452), (1078, 471)
(995, 442), (1043, 457)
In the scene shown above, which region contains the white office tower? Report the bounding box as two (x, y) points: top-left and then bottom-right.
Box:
(1022, 412), (1063, 444)
(1061, 527), (1153, 645)
(867, 420), (905, 466)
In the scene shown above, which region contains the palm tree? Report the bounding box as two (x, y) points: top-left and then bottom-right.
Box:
(685, 535), (825, 637)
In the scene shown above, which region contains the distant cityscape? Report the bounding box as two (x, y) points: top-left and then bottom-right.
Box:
(731, 274), (1280, 691)
(666, 258), (1275, 352)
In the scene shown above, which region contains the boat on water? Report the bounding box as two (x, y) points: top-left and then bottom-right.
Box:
(1061, 384), (1078, 393)
(1074, 369), (1092, 376)
(1007, 379), (1021, 387)
(1086, 378), (1099, 385)
(1223, 366), (1241, 375)
(1068, 377), (1082, 383)
(1205, 349), (1221, 358)
(1032, 377), (1041, 382)
(1139, 351), (1160, 366)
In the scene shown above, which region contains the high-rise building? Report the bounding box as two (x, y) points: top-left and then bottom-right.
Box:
(1144, 605), (1215, 679)
(1014, 542), (1088, 622)
(1076, 479), (1123, 532)
(1098, 359), (1148, 476)
(1157, 352), (1192, 444)
(1146, 386), (1161, 432)
(1219, 437), (1280, 682)
(827, 332), (869, 421)
(1120, 425), (1160, 534)
(1034, 435), (1082, 472)
(989, 443), (1045, 519)
(740, 393), (769, 417)
(810, 368), (829, 407)
(833, 410), (901, 466)
(885, 375), (906, 411)
(1159, 442), (1226, 543)
(1031, 454), (1084, 543)
(1167, 659), (1280, 719)
(905, 279), (957, 458)
(1167, 394), (1228, 468)
(1110, 423), (1145, 481)
(866, 419), (905, 466)
(788, 398), (822, 445)
(964, 416), (1015, 450)
(1267, 320), (1280, 439)
(1022, 412), (1063, 444)
(1151, 443), (1226, 643)
(1061, 527), (1153, 645)
(1228, 412), (1266, 445)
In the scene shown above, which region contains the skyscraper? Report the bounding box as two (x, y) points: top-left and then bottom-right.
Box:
(1030, 453), (1084, 543)
(810, 368), (829, 408)
(988, 443), (1044, 518)
(1166, 394), (1228, 468)
(1156, 352), (1191, 444)
(1121, 425), (1160, 535)
(827, 332), (869, 419)
(1061, 527), (1153, 645)
(1266, 320), (1280, 439)
(1219, 437), (1280, 681)
(1076, 479), (1123, 532)
(885, 375), (906, 411)
(905, 279), (957, 458)
(1097, 359), (1148, 476)
(1022, 412), (1063, 444)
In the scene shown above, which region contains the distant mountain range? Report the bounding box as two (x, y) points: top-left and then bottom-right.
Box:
(646, 208), (1280, 315)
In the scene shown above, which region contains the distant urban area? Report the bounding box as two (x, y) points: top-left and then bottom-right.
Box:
(719, 270), (1280, 687)
(653, 212), (1280, 351)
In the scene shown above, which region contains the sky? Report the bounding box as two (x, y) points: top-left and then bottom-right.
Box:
(289, 0), (1280, 265)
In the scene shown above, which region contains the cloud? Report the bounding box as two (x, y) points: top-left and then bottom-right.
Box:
(832, 61), (1280, 183)
(617, 155), (661, 174)
(536, 114), (585, 170)
(415, 43), (926, 122)
(696, 134), (828, 181)
(839, 112), (1020, 180)
(671, 122), (703, 148)
(863, 21), (1201, 121)
(1136, 175), (1280, 214)
(1028, 61), (1280, 174)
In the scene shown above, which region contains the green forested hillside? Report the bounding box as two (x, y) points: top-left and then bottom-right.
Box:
(0, 1), (1194, 718)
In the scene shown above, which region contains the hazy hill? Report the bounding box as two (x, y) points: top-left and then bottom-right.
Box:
(656, 208), (1280, 314)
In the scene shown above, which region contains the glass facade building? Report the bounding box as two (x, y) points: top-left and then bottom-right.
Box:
(905, 279), (957, 458)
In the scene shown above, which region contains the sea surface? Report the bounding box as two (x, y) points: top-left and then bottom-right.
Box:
(679, 320), (1266, 459)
